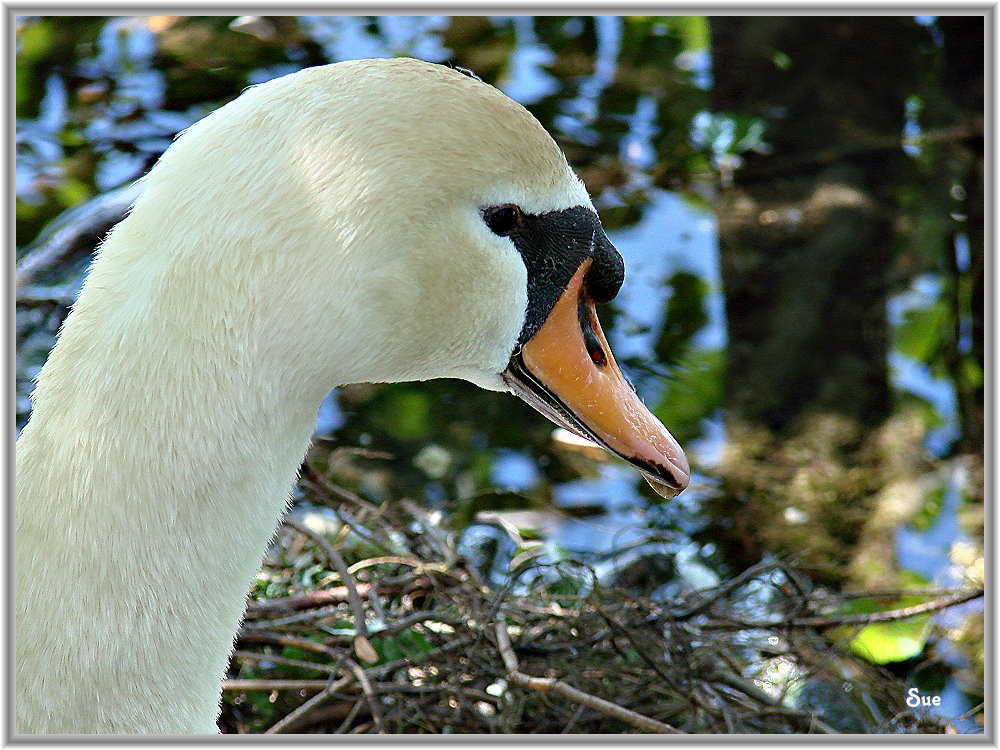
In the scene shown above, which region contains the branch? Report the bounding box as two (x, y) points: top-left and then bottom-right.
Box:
(672, 559), (788, 619)
(265, 676), (353, 735)
(232, 649), (340, 674)
(237, 631), (342, 660)
(16, 181), (142, 288)
(246, 584), (372, 614)
(222, 678), (334, 692)
(283, 515), (378, 664)
(788, 588), (983, 628)
(494, 616), (682, 734)
(15, 283), (77, 307)
(701, 588), (983, 630)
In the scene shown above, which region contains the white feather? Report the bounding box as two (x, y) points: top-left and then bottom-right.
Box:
(16, 58), (592, 735)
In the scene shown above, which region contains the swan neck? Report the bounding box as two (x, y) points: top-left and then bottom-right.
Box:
(15, 255), (326, 733)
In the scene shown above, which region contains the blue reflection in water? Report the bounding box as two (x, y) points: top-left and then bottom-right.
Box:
(608, 189), (724, 400)
(554, 16), (622, 144)
(620, 95), (659, 171)
(896, 476), (966, 585)
(299, 16), (451, 62)
(490, 449), (541, 492)
(888, 352), (960, 456)
(554, 463), (646, 511)
(493, 17), (558, 104)
(886, 274), (961, 456)
(896, 466), (981, 733)
(315, 390), (345, 434)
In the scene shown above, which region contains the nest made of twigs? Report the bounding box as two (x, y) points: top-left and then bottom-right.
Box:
(217, 463), (976, 735)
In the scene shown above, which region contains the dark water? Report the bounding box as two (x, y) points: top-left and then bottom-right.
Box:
(15, 15), (983, 732)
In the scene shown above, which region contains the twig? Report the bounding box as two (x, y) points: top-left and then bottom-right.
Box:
(494, 615), (682, 734)
(283, 515), (377, 664)
(265, 676), (353, 734)
(672, 559), (788, 619)
(374, 608), (460, 638)
(346, 659), (384, 734)
(348, 555), (448, 576)
(299, 461), (381, 514)
(15, 283), (77, 307)
(222, 679), (333, 692)
(232, 649), (340, 674)
(16, 181), (142, 288)
(246, 584), (372, 614)
(237, 631), (342, 660)
(242, 603), (352, 631)
(700, 588), (983, 630)
(334, 698), (366, 734)
(790, 588), (983, 627)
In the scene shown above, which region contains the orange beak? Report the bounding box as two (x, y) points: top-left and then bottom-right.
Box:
(503, 262), (690, 499)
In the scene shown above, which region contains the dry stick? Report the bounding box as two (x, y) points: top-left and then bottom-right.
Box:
(265, 636), (476, 733)
(494, 616), (682, 735)
(283, 516), (378, 664)
(244, 576), (426, 616)
(789, 588), (984, 627)
(16, 181), (142, 289)
(246, 583), (373, 615)
(672, 559), (788, 619)
(299, 461), (382, 514)
(265, 676), (354, 735)
(238, 631), (342, 660)
(348, 555), (449, 576)
(346, 658), (385, 734)
(232, 649), (340, 674)
(334, 698), (366, 734)
(243, 603), (353, 631)
(222, 679), (333, 692)
(819, 586), (973, 601)
(701, 588), (983, 630)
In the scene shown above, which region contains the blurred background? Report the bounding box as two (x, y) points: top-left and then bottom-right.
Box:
(15, 15), (984, 733)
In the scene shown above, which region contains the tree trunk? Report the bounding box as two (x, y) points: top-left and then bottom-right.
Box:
(708, 17), (927, 580)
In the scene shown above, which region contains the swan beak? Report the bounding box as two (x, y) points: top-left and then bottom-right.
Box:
(502, 262), (690, 499)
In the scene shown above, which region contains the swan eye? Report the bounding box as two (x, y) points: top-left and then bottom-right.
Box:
(483, 205), (522, 236)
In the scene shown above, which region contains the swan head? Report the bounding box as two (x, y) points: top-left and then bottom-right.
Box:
(133, 57), (689, 497)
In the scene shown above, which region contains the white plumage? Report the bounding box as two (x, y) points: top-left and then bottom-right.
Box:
(16, 57), (687, 735)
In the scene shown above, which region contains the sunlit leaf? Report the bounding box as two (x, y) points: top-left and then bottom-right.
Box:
(375, 389), (431, 441)
(654, 348), (725, 443)
(655, 271), (710, 363)
(910, 485), (946, 532)
(847, 617), (930, 664)
(895, 300), (948, 367)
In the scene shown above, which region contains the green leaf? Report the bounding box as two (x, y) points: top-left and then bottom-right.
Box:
(667, 16), (710, 53)
(376, 388), (431, 440)
(655, 271), (709, 363)
(910, 485), (946, 531)
(653, 348), (725, 443)
(847, 617), (930, 664)
(894, 300), (948, 367)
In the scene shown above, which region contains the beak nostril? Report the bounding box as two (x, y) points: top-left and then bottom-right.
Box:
(584, 328), (607, 366)
(577, 295), (608, 367)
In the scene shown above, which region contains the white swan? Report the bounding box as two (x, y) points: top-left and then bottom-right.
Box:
(15, 57), (689, 735)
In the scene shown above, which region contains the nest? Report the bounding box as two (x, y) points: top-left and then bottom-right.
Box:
(218, 461), (969, 735)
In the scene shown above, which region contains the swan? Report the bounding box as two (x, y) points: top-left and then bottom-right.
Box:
(15, 57), (690, 735)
